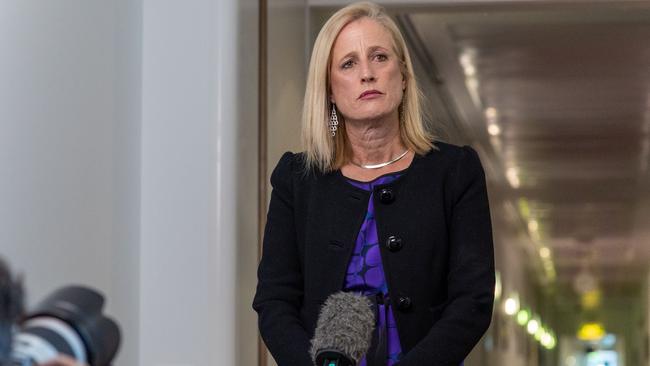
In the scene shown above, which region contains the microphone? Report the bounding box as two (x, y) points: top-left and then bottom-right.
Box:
(310, 291), (375, 366)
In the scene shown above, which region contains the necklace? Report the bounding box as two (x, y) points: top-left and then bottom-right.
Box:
(351, 149), (410, 169)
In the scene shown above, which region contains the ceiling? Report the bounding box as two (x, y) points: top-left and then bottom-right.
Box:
(403, 3), (650, 295)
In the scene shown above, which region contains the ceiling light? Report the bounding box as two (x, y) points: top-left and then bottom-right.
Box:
(506, 167), (520, 188)
(547, 336), (556, 349)
(539, 247), (550, 259)
(487, 123), (501, 136)
(517, 309), (531, 326)
(504, 297), (519, 316)
(574, 270), (597, 294)
(535, 326), (545, 341)
(578, 322), (605, 341)
(527, 318), (539, 335)
(485, 107), (497, 119)
(459, 53), (473, 68)
(463, 65), (476, 76)
(581, 289), (601, 309)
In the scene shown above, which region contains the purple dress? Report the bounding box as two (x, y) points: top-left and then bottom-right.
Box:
(343, 173), (404, 366)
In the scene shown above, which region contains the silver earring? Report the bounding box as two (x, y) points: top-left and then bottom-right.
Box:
(329, 104), (339, 137)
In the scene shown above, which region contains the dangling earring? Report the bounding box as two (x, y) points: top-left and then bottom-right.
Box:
(329, 103), (339, 137)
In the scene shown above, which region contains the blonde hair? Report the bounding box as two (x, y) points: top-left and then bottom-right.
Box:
(301, 1), (435, 173)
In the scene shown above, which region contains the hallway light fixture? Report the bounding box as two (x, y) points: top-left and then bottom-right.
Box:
(539, 247), (551, 259)
(487, 123), (501, 136)
(517, 308), (531, 326)
(512, 305), (557, 351)
(581, 289), (601, 309)
(504, 295), (519, 316)
(506, 167), (520, 188)
(541, 331), (556, 349)
(578, 322), (605, 341)
(534, 325), (545, 341)
(484, 108), (500, 135)
(541, 331), (551, 346)
(527, 318), (540, 335)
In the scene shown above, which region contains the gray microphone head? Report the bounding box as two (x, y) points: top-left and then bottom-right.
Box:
(310, 291), (375, 365)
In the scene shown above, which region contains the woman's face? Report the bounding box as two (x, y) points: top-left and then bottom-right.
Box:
(329, 18), (405, 124)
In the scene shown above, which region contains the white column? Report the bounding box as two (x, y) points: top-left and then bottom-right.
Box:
(140, 0), (253, 364)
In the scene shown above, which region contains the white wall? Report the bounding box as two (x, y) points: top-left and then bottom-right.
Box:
(1, 0), (259, 365)
(0, 1), (140, 364)
(0, 0), (114, 297)
(112, 0), (143, 365)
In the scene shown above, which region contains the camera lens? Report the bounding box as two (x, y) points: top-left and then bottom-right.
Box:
(12, 286), (120, 366)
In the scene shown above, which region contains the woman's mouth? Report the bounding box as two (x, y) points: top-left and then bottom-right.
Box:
(358, 90), (383, 99)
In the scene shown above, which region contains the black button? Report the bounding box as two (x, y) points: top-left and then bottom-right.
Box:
(386, 236), (402, 252)
(379, 188), (395, 204)
(397, 296), (412, 311)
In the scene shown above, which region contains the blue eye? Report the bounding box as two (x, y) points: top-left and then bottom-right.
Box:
(342, 60), (353, 69)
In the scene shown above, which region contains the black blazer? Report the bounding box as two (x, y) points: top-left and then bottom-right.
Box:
(253, 142), (495, 366)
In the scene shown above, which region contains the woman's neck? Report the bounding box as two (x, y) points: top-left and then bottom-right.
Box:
(339, 114), (414, 182)
(344, 116), (405, 166)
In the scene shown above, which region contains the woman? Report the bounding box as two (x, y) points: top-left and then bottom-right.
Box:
(253, 2), (494, 365)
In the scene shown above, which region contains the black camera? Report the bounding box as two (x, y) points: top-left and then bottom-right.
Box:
(1, 260), (121, 366)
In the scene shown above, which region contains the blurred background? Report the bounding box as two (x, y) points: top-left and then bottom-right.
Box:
(1, 0), (649, 365)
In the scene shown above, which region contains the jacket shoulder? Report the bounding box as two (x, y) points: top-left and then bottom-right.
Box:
(422, 140), (477, 162)
(421, 141), (485, 181)
(270, 151), (313, 187)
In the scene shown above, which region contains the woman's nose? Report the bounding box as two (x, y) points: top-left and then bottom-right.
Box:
(360, 62), (376, 83)
(361, 74), (376, 83)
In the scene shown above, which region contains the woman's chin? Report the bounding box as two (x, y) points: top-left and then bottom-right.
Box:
(350, 112), (394, 123)
(343, 107), (396, 123)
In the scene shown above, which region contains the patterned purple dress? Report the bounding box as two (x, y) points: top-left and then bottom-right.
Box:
(343, 173), (404, 366)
